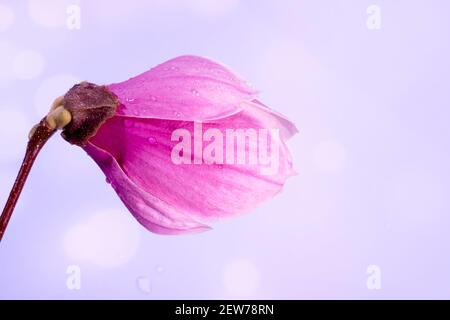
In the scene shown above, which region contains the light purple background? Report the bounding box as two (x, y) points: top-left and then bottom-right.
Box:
(0, 0), (449, 299)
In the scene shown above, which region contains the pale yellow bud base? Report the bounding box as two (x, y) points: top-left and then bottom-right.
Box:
(28, 96), (73, 139)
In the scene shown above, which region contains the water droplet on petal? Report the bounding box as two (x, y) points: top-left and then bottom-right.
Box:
(125, 97), (135, 103)
(150, 95), (157, 102)
(191, 89), (200, 97)
(148, 137), (157, 145)
(170, 66), (179, 71)
(174, 112), (181, 118)
(105, 177), (111, 184)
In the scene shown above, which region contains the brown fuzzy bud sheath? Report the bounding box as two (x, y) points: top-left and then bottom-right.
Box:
(62, 82), (120, 146)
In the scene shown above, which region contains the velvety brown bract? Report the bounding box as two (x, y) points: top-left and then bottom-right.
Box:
(62, 82), (120, 146)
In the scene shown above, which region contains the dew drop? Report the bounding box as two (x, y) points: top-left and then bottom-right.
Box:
(191, 89), (200, 97)
(125, 97), (135, 103)
(150, 95), (157, 102)
(174, 112), (181, 118)
(148, 137), (157, 145)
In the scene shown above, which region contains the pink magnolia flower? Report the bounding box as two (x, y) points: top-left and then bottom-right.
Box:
(0, 55), (297, 241)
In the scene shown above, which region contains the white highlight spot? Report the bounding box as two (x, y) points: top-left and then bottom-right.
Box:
(0, 5), (15, 31)
(312, 140), (347, 173)
(12, 50), (45, 80)
(223, 259), (260, 297)
(0, 109), (31, 163)
(34, 74), (81, 116)
(63, 209), (141, 268)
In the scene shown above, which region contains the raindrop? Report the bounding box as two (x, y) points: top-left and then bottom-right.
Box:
(174, 112), (181, 118)
(150, 95), (157, 102)
(191, 89), (200, 97)
(148, 137), (157, 145)
(125, 98), (135, 103)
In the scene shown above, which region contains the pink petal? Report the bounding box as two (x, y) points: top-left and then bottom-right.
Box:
(108, 55), (257, 121)
(84, 142), (211, 235)
(247, 99), (299, 140)
(86, 108), (296, 228)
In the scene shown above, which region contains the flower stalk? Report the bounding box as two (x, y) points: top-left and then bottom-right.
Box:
(0, 119), (55, 242)
(0, 101), (71, 243)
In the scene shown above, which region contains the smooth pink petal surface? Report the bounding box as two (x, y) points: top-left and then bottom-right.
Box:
(86, 108), (296, 232)
(108, 55), (257, 121)
(84, 142), (211, 235)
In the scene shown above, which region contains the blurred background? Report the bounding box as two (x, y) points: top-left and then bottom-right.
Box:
(0, 0), (449, 299)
